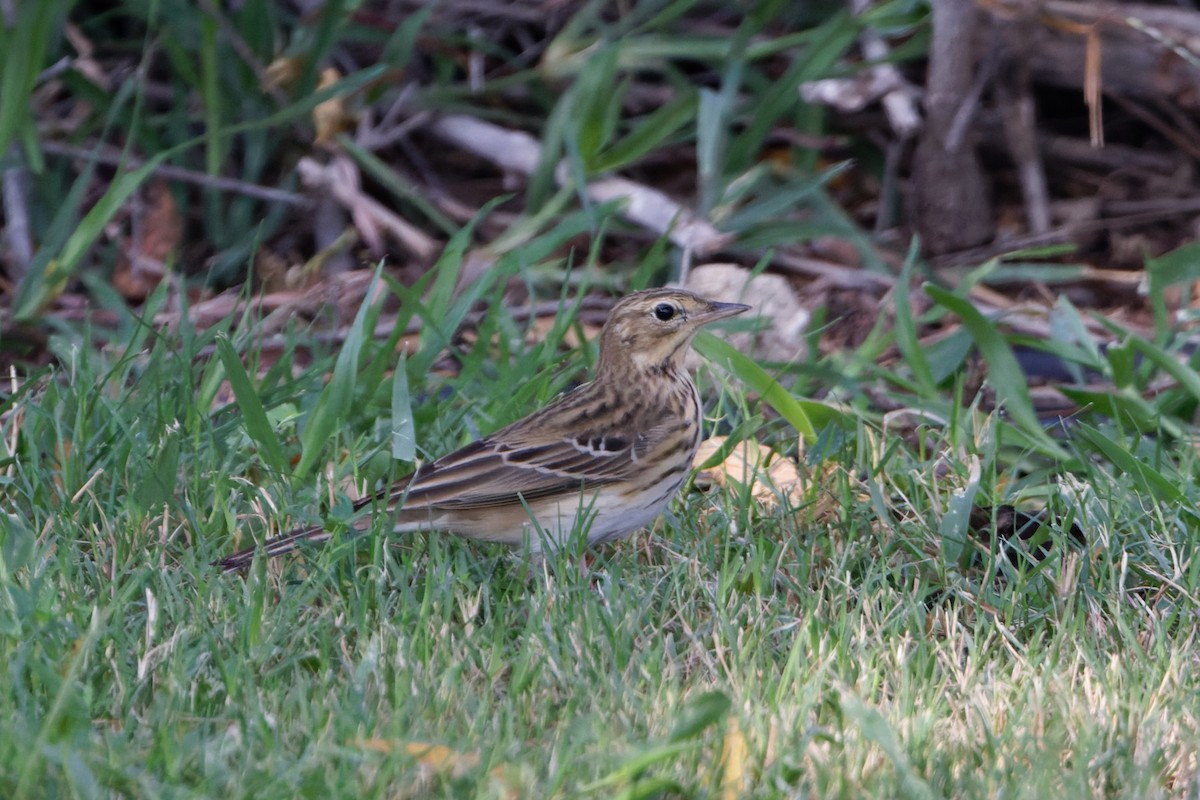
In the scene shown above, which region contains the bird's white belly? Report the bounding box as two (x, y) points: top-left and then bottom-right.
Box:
(525, 480), (683, 551)
(396, 473), (691, 553)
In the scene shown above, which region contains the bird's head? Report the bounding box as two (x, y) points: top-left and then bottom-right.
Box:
(597, 288), (750, 376)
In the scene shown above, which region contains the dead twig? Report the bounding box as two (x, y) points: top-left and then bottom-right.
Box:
(427, 114), (733, 257)
(995, 59), (1051, 234)
(297, 154), (439, 264)
(41, 141), (311, 207)
(2, 144), (32, 282)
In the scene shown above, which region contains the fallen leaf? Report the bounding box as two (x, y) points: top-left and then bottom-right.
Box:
(263, 55), (303, 92)
(684, 263), (809, 365)
(354, 738), (480, 779)
(693, 435), (803, 510)
(719, 715), (749, 800)
(313, 68), (354, 145)
(524, 313), (592, 350)
(114, 180), (181, 302)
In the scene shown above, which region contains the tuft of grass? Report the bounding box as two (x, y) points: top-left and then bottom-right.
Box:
(3, 278), (1199, 797)
(2, 2), (1199, 796)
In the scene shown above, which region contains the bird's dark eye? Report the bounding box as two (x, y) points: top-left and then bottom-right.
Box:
(653, 303), (676, 321)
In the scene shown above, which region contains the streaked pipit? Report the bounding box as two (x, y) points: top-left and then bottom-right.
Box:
(218, 288), (748, 571)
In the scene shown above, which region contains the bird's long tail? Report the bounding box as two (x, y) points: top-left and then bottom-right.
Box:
(216, 523), (337, 572)
(217, 476), (415, 572)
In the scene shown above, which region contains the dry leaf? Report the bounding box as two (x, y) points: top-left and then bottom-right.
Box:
(355, 738), (480, 779)
(355, 738), (526, 795)
(524, 313), (592, 350)
(114, 180), (181, 302)
(694, 435), (802, 510)
(684, 263), (809, 365)
(313, 67), (353, 145)
(253, 249), (292, 294)
(698, 715), (751, 800)
(263, 56), (303, 92)
(719, 715), (749, 800)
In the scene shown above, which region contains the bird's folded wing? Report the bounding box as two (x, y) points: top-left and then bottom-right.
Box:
(384, 424), (669, 512)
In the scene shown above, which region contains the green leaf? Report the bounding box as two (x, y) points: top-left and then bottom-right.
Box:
(341, 137), (457, 235)
(391, 355), (416, 463)
(0, 514), (35, 636)
(215, 335), (288, 473)
(295, 265), (384, 479)
(924, 285), (1067, 460)
(492, 199), (620, 267)
(409, 197), (509, 377)
(939, 457), (981, 571)
(893, 241), (935, 393)
(1046, 296), (1104, 372)
(14, 603), (111, 800)
(616, 776), (683, 800)
(357, 276), (427, 403)
(1145, 242), (1200, 334)
(977, 262), (1094, 286)
(1104, 338), (1136, 389)
(381, 3), (433, 64)
(669, 690), (731, 742)
(425, 204), (494, 316)
(566, 45), (623, 166)
(720, 161), (851, 232)
(697, 88), (729, 214)
(0, 1), (63, 156)
(132, 432), (181, 514)
(11, 159), (95, 318)
(200, 14), (223, 177)
(591, 91), (697, 174)
(296, 0), (351, 95)
(14, 152), (169, 320)
(925, 328), (973, 385)
(729, 12), (859, 170)
(1126, 335), (1200, 407)
(1078, 424), (1185, 505)
(1058, 387), (1181, 438)
(580, 742), (694, 792)
(840, 691), (936, 800)
(694, 332), (827, 442)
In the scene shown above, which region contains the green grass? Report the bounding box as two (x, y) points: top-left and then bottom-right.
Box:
(2, 282), (1198, 798)
(3, 1), (1200, 796)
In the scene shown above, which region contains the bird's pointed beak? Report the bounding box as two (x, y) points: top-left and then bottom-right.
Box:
(698, 300), (751, 323)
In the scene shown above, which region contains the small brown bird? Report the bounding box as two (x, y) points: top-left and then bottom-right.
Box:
(218, 288), (749, 571)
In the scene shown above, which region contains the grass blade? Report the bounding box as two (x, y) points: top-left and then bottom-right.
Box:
(925, 285), (1068, 460)
(13, 152), (168, 320)
(215, 334), (288, 473)
(295, 265), (383, 479)
(893, 241), (935, 393)
(391, 355), (416, 463)
(0, 1), (62, 156)
(840, 691), (936, 800)
(1078, 424), (1185, 505)
(694, 333), (822, 441)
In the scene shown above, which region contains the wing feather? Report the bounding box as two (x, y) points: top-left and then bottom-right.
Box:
(383, 406), (677, 512)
